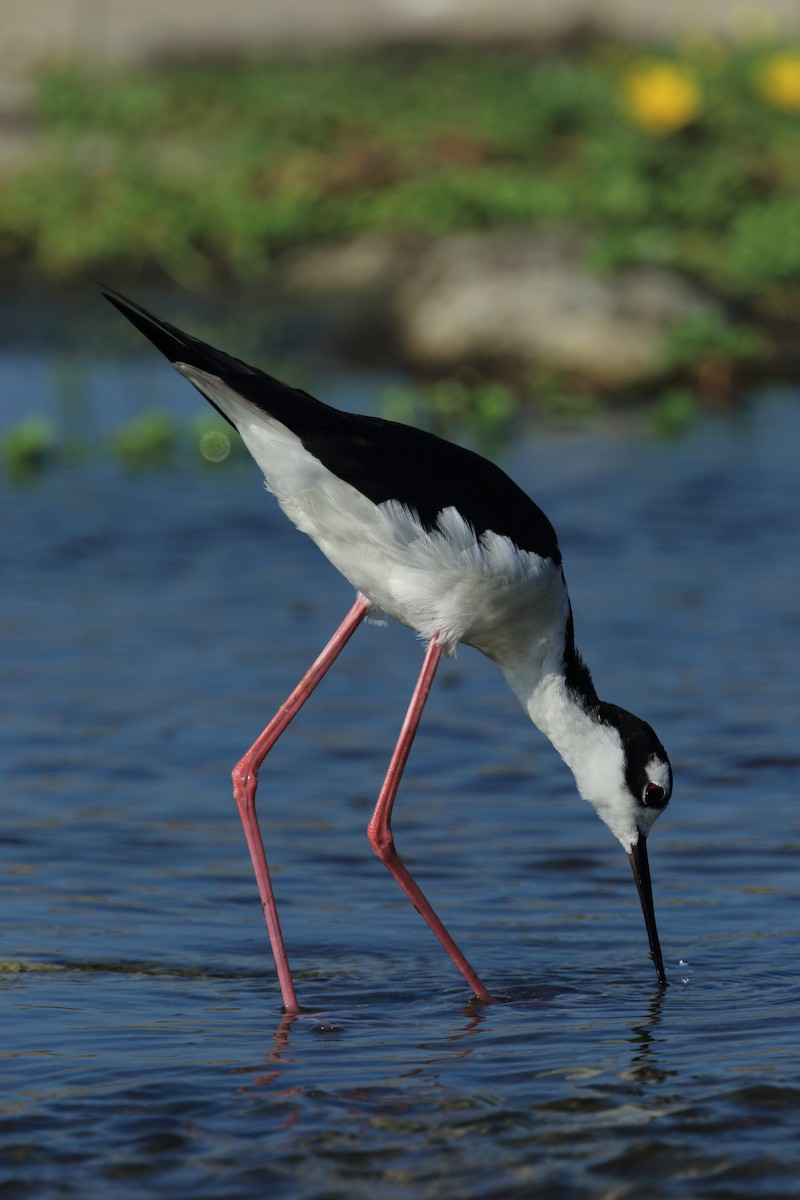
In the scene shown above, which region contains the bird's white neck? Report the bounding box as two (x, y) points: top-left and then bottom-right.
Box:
(492, 638), (636, 848)
(498, 643), (597, 769)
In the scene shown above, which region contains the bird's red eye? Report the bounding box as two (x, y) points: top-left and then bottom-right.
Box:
(643, 783), (667, 809)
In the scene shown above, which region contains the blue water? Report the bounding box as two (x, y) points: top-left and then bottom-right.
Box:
(1, 309), (799, 1198)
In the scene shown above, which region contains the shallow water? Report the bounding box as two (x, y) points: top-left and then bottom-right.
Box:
(1, 316), (799, 1198)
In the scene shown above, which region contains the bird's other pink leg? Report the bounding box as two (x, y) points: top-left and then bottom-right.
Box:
(233, 593), (371, 1013)
(367, 638), (494, 1003)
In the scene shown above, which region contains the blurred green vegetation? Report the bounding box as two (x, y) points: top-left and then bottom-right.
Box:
(109, 410), (179, 469)
(2, 375), (515, 480)
(1, 365), (705, 483)
(3, 41), (800, 481)
(2, 411), (247, 480)
(2, 417), (58, 481)
(0, 42), (799, 319)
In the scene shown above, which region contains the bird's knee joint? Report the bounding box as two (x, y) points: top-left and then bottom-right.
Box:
(232, 760), (258, 811)
(367, 824), (395, 863)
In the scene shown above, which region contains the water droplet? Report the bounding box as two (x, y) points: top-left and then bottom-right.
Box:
(199, 430), (231, 462)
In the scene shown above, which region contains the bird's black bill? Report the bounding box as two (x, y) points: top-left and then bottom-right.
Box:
(627, 838), (668, 987)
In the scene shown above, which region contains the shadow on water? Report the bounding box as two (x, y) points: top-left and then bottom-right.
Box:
(1, 300), (800, 1198)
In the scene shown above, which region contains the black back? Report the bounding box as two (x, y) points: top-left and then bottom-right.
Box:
(105, 291), (561, 561)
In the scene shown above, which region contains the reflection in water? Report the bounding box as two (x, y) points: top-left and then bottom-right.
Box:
(253, 981), (674, 1096)
(622, 989), (674, 1085)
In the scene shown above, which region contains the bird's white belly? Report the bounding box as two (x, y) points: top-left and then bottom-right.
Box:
(272, 445), (562, 655)
(339, 509), (561, 647)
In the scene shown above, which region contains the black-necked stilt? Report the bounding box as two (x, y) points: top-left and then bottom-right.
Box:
(106, 290), (672, 1011)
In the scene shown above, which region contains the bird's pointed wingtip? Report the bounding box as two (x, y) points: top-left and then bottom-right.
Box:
(101, 286), (149, 321)
(85, 272), (133, 313)
(102, 288), (125, 312)
(101, 286), (194, 367)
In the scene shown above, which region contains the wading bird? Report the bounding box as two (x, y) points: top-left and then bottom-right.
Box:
(106, 290), (672, 1011)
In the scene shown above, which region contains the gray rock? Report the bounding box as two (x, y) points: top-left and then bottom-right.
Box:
(284, 229), (720, 386)
(283, 236), (418, 297)
(392, 231), (717, 387)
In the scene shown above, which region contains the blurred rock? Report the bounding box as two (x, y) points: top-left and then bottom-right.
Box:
(286, 230), (718, 388)
(395, 231), (716, 387)
(283, 237), (418, 296)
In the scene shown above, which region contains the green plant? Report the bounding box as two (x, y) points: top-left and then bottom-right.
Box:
(110, 411), (178, 470)
(649, 386), (700, 436)
(665, 310), (766, 365)
(0, 44), (794, 314)
(2, 417), (57, 480)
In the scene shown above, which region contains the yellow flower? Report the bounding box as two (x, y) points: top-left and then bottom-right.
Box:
(759, 52), (800, 110)
(622, 63), (700, 134)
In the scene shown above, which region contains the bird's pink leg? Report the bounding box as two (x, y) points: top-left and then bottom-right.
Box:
(367, 638), (495, 1003)
(233, 593), (371, 1013)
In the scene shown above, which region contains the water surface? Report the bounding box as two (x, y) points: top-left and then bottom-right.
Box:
(1, 316), (799, 1198)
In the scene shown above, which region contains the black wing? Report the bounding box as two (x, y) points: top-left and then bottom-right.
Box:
(105, 290), (561, 561)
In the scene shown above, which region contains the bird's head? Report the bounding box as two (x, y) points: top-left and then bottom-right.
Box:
(568, 704), (672, 985)
(569, 703), (671, 842)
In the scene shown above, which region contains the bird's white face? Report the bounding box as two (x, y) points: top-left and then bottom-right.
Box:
(569, 721), (672, 851)
(569, 721), (671, 985)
